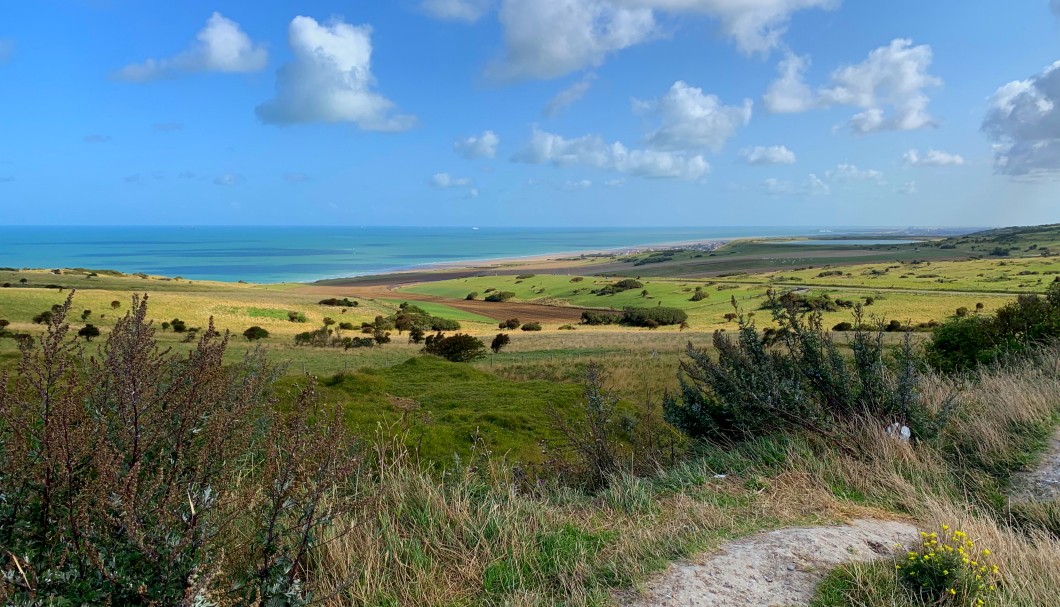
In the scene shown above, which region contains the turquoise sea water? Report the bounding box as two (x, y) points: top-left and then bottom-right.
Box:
(0, 226), (890, 283)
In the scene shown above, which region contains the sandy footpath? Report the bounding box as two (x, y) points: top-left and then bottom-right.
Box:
(619, 519), (917, 607)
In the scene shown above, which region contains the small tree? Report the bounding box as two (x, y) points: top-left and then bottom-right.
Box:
(161, 321), (171, 332)
(243, 326), (269, 341)
(110, 300), (121, 309)
(521, 321), (542, 331)
(0, 319), (9, 330)
(322, 317), (336, 328)
(499, 318), (521, 330)
(491, 333), (511, 354)
(19, 278), (28, 284)
(32, 311), (53, 324)
(81, 310), (92, 321)
(466, 292), (479, 300)
(955, 307), (969, 318)
(77, 324), (101, 341)
(409, 326), (425, 344)
(338, 322), (355, 331)
(170, 318), (187, 333)
(373, 329), (391, 345)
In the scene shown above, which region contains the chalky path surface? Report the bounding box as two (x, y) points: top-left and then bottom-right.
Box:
(621, 519), (918, 607)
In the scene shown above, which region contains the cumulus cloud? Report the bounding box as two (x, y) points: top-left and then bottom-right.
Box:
(454, 130), (500, 159)
(490, 0), (837, 79)
(544, 73), (597, 117)
(0, 39), (14, 64)
(764, 39), (941, 133)
(214, 173), (243, 186)
(604, 178), (626, 187)
(614, 0), (839, 55)
(899, 180), (917, 195)
(489, 0), (656, 80)
(636, 81), (752, 152)
(83, 134), (111, 144)
(431, 172), (474, 188)
(903, 148), (965, 167)
(564, 179), (594, 189)
(742, 145), (796, 165)
(763, 53), (815, 113)
(421, 0), (493, 22)
(256, 16), (415, 131)
(512, 126), (709, 179)
(827, 163), (885, 183)
(115, 13), (267, 82)
(982, 60), (1060, 177)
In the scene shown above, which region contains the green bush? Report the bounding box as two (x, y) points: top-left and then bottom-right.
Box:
(243, 326), (269, 341)
(664, 292), (929, 442)
(287, 310), (307, 323)
(522, 322), (542, 331)
(318, 297), (358, 307)
(77, 324), (101, 341)
(466, 291), (479, 300)
(423, 332), (487, 362)
(581, 310), (622, 325)
(594, 279), (644, 296)
(499, 318), (521, 330)
(620, 307), (687, 327)
(491, 333), (511, 353)
(485, 291), (516, 302)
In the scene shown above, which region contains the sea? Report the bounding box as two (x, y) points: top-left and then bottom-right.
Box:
(0, 226), (932, 284)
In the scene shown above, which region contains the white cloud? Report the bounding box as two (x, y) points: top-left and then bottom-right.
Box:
(637, 81), (752, 152)
(763, 53), (815, 113)
(614, 0), (839, 55)
(564, 179), (594, 189)
(604, 178), (626, 187)
(899, 180), (917, 195)
(827, 163), (885, 183)
(512, 126), (709, 179)
(903, 148), (965, 167)
(421, 0), (493, 22)
(742, 145), (796, 165)
(764, 39), (941, 133)
(468, 187), (481, 198)
(763, 173), (829, 196)
(544, 73), (597, 117)
(115, 13), (267, 82)
(432, 172), (474, 188)
(0, 39), (14, 64)
(982, 60), (1060, 177)
(214, 173), (243, 186)
(454, 130), (500, 159)
(256, 16), (415, 131)
(490, 0), (656, 80)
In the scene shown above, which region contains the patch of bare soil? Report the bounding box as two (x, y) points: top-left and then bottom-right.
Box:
(296, 285), (591, 323)
(619, 519), (917, 607)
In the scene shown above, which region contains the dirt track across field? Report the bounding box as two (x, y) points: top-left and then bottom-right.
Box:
(296, 285), (591, 323)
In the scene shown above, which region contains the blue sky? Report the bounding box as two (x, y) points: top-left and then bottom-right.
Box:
(0, 0), (1058, 227)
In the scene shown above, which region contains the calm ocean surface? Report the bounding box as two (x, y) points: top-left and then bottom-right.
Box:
(0, 226), (870, 283)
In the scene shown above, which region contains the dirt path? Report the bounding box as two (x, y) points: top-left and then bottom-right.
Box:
(1012, 431), (1060, 501)
(620, 519), (917, 607)
(295, 285), (591, 324)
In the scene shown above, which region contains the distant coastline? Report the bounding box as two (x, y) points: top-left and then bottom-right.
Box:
(0, 226), (975, 284)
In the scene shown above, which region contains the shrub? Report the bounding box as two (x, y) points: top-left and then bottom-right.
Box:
(318, 297), (358, 307)
(491, 333), (511, 353)
(423, 332), (486, 362)
(80, 309), (92, 321)
(570, 276), (584, 283)
(515, 274), (536, 280)
(832, 322), (854, 332)
(522, 321), (542, 331)
(0, 319), (8, 329)
(243, 326), (269, 341)
(338, 321), (355, 331)
(499, 318), (521, 330)
(408, 326), (425, 344)
(344, 336), (375, 349)
(430, 317), (461, 331)
(690, 288), (708, 302)
(0, 294), (354, 605)
(110, 300), (120, 309)
(466, 292), (479, 300)
(559, 324), (577, 330)
(485, 291), (516, 302)
(621, 307), (687, 327)
(897, 525), (1000, 606)
(170, 318), (187, 333)
(594, 279), (644, 296)
(581, 310), (622, 325)
(955, 306), (970, 317)
(287, 310), (307, 323)
(32, 311), (53, 324)
(77, 324), (101, 341)
(664, 292), (930, 442)
(323, 316), (337, 327)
